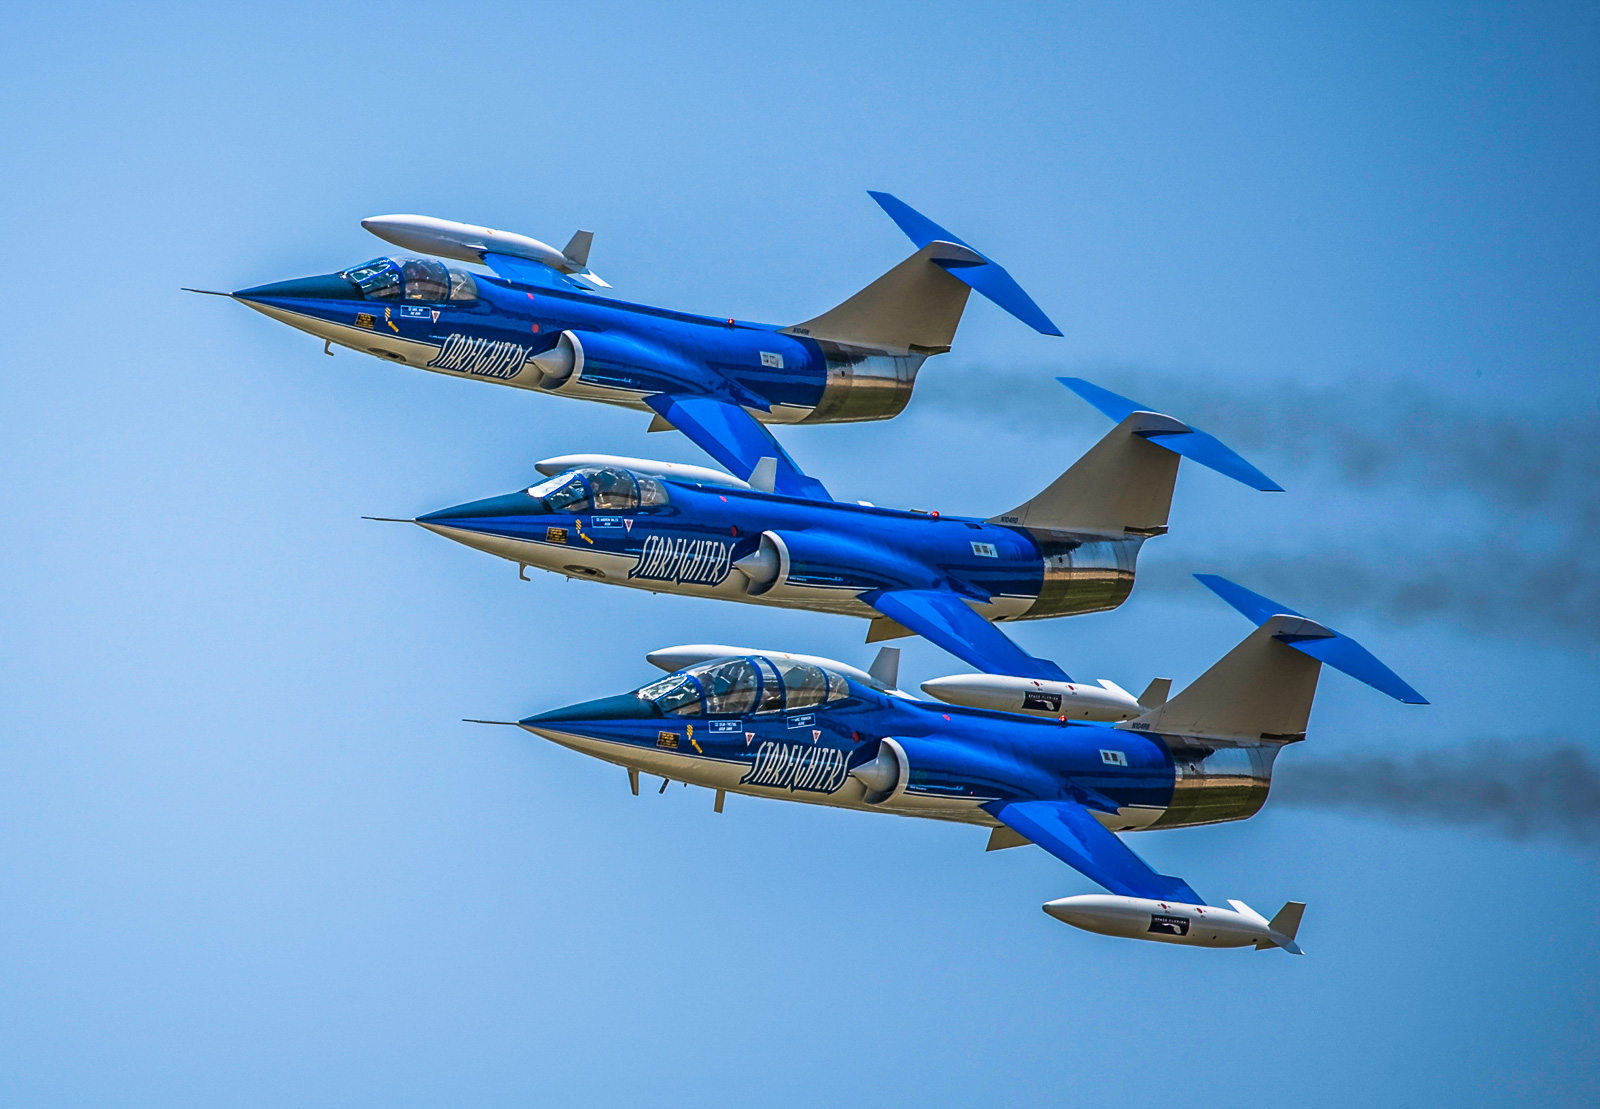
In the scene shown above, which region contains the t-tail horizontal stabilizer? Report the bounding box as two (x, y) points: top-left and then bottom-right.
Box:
(868, 192), (1063, 337)
(1059, 378), (1283, 492)
(991, 378), (1277, 533)
(1194, 574), (1427, 705)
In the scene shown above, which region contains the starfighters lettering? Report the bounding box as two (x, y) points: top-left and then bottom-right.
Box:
(740, 741), (848, 794)
(427, 333), (530, 380)
(629, 534), (732, 586)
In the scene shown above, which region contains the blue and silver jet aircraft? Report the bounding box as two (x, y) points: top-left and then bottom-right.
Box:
(202, 193), (1060, 492)
(405, 378), (1278, 681)
(504, 576), (1426, 950)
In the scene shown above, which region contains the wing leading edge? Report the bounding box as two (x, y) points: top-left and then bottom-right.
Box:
(646, 395), (830, 501)
(984, 799), (1204, 904)
(861, 588), (1068, 681)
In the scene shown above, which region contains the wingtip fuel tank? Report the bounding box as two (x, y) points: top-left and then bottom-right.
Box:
(919, 673), (1142, 721)
(1043, 894), (1306, 953)
(360, 213), (606, 284)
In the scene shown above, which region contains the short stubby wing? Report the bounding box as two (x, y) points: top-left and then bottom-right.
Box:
(647, 394), (830, 501)
(985, 799), (1203, 904)
(861, 588), (1068, 682)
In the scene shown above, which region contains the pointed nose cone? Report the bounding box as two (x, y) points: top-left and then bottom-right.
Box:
(520, 694), (661, 727)
(233, 273), (365, 303)
(417, 490), (543, 526)
(415, 490), (549, 560)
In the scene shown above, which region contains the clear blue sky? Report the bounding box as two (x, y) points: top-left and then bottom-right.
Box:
(2, 2), (1596, 1105)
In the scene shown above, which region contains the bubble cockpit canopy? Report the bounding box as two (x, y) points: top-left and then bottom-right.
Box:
(525, 467), (669, 514)
(636, 656), (851, 717)
(340, 257), (480, 303)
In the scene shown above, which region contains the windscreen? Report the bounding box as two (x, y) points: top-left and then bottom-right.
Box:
(635, 673), (702, 716)
(341, 258), (401, 299)
(526, 471), (591, 513)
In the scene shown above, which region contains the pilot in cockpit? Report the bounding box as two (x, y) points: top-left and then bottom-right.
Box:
(634, 656), (850, 718)
(524, 468), (671, 515)
(339, 257), (480, 303)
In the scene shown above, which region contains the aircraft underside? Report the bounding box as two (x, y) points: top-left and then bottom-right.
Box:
(528, 723), (1171, 833)
(245, 302), (833, 425)
(420, 522), (1040, 623)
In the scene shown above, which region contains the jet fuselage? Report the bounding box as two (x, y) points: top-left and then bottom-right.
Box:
(520, 655), (1274, 835)
(234, 260), (923, 424)
(416, 467), (1144, 626)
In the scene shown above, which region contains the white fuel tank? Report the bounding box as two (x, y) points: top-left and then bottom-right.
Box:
(534, 454), (750, 489)
(919, 673), (1141, 721)
(644, 644), (903, 694)
(362, 214), (572, 271)
(1043, 894), (1304, 953)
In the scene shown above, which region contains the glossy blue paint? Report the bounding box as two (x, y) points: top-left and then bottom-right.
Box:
(518, 657), (1189, 900)
(224, 194), (1065, 456)
(984, 799), (1201, 903)
(644, 394), (827, 499)
(512, 579), (1421, 908)
(413, 373), (1279, 678)
(861, 588), (1070, 681)
(234, 269), (836, 412)
(417, 469), (1085, 676)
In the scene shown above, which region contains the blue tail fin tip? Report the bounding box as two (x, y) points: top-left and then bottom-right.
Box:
(1060, 379), (1283, 492)
(869, 192), (1062, 337)
(868, 190), (967, 250)
(1058, 376), (1148, 423)
(1194, 574), (1428, 705)
(1193, 574), (1304, 624)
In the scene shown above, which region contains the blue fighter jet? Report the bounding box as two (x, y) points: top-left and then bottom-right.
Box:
(201, 193), (1061, 486)
(504, 576), (1426, 950)
(405, 378), (1279, 681)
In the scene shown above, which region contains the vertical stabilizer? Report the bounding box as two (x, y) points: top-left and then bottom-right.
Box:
(993, 411), (1182, 533)
(991, 379), (1277, 533)
(1134, 576), (1426, 742)
(1134, 618), (1325, 741)
(785, 242), (973, 354)
(785, 191), (1062, 353)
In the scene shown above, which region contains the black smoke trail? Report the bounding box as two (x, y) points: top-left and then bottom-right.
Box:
(1272, 743), (1600, 844)
(915, 366), (1600, 643)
